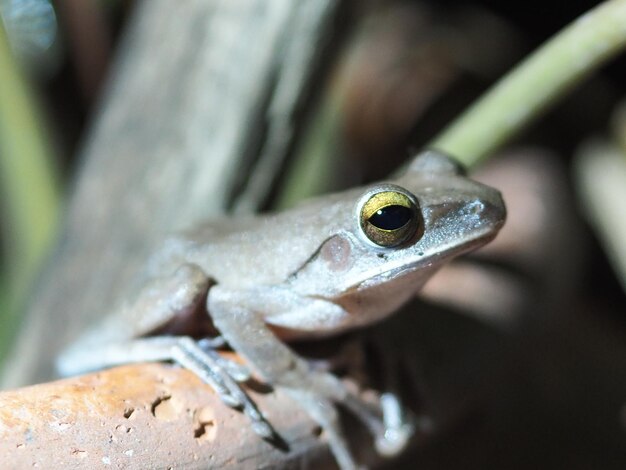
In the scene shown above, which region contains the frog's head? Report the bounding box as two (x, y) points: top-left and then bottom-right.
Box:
(287, 150), (506, 326)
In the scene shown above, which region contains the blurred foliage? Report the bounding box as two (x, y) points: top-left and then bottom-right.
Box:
(0, 20), (59, 361)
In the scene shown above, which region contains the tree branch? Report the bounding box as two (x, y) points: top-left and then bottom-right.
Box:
(0, 363), (342, 469)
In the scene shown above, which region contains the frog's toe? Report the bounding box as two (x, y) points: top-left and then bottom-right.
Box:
(197, 336), (251, 382)
(374, 392), (415, 456)
(215, 355), (251, 382)
(374, 423), (413, 456)
(251, 421), (274, 438)
(197, 336), (226, 349)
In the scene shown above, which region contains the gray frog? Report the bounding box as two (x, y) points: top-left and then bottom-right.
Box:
(58, 150), (506, 469)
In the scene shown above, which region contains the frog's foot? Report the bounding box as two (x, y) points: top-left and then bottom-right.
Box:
(291, 344), (414, 454)
(59, 335), (274, 438)
(170, 336), (273, 437)
(301, 354), (414, 456)
(340, 386), (414, 457)
(277, 374), (412, 469)
(282, 387), (364, 470)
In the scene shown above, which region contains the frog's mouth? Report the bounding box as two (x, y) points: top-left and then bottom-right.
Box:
(363, 229), (498, 285)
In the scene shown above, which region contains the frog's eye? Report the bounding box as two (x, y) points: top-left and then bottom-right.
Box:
(358, 188), (423, 247)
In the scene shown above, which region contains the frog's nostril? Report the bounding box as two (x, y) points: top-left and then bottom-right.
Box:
(481, 193), (507, 229)
(468, 200), (485, 215)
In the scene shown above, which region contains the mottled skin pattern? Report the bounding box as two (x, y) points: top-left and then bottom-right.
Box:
(57, 150), (505, 469)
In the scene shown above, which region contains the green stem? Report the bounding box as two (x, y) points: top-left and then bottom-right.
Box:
(431, 0), (626, 166)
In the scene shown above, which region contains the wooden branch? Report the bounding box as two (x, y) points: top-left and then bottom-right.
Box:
(0, 364), (341, 469)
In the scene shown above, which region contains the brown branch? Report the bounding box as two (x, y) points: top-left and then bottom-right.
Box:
(0, 363), (343, 469)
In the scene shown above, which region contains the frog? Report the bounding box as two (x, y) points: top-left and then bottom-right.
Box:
(56, 150), (506, 470)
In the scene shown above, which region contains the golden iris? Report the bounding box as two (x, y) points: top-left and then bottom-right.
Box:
(359, 190), (422, 247)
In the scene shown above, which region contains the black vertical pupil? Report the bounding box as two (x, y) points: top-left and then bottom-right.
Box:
(368, 205), (412, 230)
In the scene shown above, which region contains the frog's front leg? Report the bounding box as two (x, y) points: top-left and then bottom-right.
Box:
(208, 285), (412, 470)
(56, 264), (271, 437)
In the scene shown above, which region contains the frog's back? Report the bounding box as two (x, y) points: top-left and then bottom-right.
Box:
(147, 188), (362, 289)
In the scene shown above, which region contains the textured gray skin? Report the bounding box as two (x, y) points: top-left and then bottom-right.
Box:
(57, 150), (505, 470)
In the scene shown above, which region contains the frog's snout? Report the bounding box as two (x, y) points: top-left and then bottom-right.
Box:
(472, 185), (506, 230)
